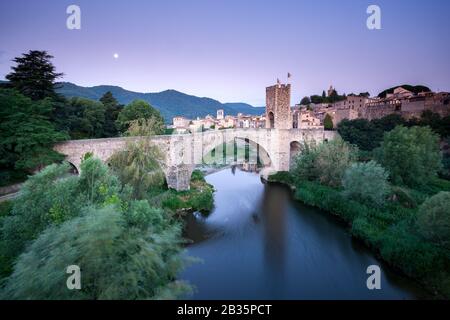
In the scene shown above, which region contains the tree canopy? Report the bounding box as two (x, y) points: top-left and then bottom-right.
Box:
(374, 126), (442, 187)
(6, 50), (63, 101)
(0, 89), (67, 181)
(116, 99), (164, 134)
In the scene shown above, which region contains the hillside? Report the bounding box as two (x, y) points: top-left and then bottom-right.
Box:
(56, 82), (264, 122)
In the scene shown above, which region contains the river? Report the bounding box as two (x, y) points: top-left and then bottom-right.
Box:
(181, 167), (428, 299)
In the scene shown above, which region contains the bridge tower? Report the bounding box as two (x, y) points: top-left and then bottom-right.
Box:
(265, 82), (292, 129)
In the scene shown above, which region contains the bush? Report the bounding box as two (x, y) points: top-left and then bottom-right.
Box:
(0, 201), (12, 218)
(0, 163), (81, 260)
(267, 171), (294, 185)
(1, 205), (191, 300)
(375, 126), (442, 187)
(416, 192), (450, 249)
(342, 161), (389, 207)
(292, 137), (358, 187)
(190, 170), (205, 182)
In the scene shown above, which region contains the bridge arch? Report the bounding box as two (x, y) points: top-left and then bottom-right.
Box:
(202, 135), (273, 168)
(67, 161), (80, 175)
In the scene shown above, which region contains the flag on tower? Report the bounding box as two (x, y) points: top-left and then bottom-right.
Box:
(287, 72), (291, 78)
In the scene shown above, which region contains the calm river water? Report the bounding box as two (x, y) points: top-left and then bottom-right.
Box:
(181, 167), (428, 299)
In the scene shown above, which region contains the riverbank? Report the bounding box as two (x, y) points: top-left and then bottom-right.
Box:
(268, 172), (450, 299)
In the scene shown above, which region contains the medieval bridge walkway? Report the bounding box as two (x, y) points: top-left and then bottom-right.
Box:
(54, 128), (335, 191)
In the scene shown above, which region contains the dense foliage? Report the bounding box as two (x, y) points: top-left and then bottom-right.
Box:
(116, 99), (164, 133)
(338, 112), (450, 152)
(342, 161), (389, 207)
(64, 97), (107, 139)
(416, 192), (450, 249)
(0, 158), (193, 299)
(0, 89), (67, 184)
(375, 126), (442, 187)
(292, 138), (358, 187)
(100, 91), (122, 138)
(1, 205), (190, 300)
(5, 50), (63, 101)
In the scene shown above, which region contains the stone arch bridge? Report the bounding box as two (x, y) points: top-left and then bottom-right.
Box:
(54, 128), (336, 191)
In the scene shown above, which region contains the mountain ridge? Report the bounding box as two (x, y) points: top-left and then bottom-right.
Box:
(55, 82), (264, 122)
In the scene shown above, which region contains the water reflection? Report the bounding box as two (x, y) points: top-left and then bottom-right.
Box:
(181, 168), (428, 300)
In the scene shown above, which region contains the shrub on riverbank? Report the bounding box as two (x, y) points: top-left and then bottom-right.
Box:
(342, 161), (389, 207)
(292, 137), (358, 187)
(416, 192), (450, 249)
(374, 126), (442, 187)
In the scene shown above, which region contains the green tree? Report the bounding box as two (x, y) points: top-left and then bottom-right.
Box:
(0, 89), (67, 179)
(337, 118), (381, 151)
(292, 137), (358, 187)
(5, 50), (63, 101)
(66, 97), (106, 139)
(0, 163), (81, 268)
(310, 95), (323, 104)
(77, 157), (122, 204)
(300, 96), (311, 105)
(324, 113), (334, 130)
(291, 141), (320, 182)
(1, 205), (191, 300)
(375, 126), (442, 187)
(416, 192), (450, 249)
(372, 114), (406, 132)
(100, 91), (122, 138)
(109, 119), (165, 199)
(116, 100), (164, 133)
(342, 161), (390, 207)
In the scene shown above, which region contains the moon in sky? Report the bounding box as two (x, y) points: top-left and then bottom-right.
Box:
(113, 53), (119, 59)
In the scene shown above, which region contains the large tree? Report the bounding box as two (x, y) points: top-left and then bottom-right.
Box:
(6, 50), (63, 101)
(375, 126), (442, 187)
(0, 89), (67, 180)
(337, 118), (382, 151)
(100, 91), (122, 138)
(109, 119), (165, 199)
(300, 96), (311, 105)
(116, 99), (164, 134)
(65, 97), (106, 139)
